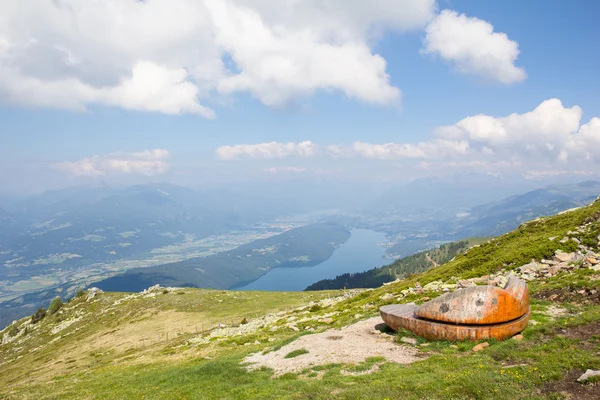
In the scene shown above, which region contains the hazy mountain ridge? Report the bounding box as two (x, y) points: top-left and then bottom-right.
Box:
(95, 222), (351, 292)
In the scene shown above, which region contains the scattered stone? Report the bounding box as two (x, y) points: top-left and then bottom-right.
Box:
(268, 338), (276, 342)
(554, 252), (575, 263)
(318, 318), (334, 324)
(253, 340), (261, 345)
(86, 287), (103, 301)
(472, 342), (490, 352)
(512, 334), (524, 341)
(419, 343), (430, 347)
(400, 337), (418, 345)
(380, 293), (394, 301)
(449, 345), (459, 349)
(289, 325), (299, 332)
(577, 369), (600, 383)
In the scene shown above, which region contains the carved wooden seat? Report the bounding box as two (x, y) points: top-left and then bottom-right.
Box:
(380, 277), (530, 341)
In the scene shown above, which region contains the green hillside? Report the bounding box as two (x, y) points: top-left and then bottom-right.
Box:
(306, 238), (487, 290)
(1, 197), (600, 399)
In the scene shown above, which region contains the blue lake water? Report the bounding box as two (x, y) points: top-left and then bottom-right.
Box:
(237, 229), (388, 291)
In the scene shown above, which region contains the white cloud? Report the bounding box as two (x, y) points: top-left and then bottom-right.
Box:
(564, 118), (600, 162)
(53, 149), (170, 177)
(423, 10), (526, 84)
(0, 0), (437, 116)
(349, 139), (469, 159)
(264, 166), (307, 174)
(215, 99), (600, 177)
(436, 98), (584, 160)
(216, 141), (317, 160)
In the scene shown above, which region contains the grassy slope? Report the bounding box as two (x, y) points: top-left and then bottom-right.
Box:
(306, 237), (488, 290)
(1, 198), (600, 399)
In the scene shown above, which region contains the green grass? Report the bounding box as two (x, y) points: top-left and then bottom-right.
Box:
(284, 348), (309, 359)
(7, 304), (600, 399)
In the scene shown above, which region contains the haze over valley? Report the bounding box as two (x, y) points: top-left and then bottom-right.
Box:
(2, 178), (599, 327)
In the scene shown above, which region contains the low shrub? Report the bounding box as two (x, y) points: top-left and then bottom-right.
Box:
(48, 297), (63, 315)
(8, 324), (20, 337)
(31, 308), (46, 324)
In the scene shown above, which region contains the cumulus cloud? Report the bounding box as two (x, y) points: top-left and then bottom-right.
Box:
(423, 10), (526, 84)
(435, 98), (585, 160)
(53, 149), (170, 177)
(216, 141), (317, 160)
(0, 0), (438, 116)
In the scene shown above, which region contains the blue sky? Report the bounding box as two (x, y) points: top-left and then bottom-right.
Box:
(1, 0), (599, 194)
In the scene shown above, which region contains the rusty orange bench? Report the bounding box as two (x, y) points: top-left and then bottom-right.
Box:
(380, 277), (530, 341)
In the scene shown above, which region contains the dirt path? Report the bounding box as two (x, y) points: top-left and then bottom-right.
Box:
(425, 253), (438, 268)
(243, 317), (422, 376)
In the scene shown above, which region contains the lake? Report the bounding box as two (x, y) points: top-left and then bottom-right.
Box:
(237, 229), (387, 291)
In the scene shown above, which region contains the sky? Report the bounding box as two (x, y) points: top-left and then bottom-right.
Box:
(1, 0), (599, 194)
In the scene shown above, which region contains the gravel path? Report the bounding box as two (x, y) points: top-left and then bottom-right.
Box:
(243, 317), (422, 375)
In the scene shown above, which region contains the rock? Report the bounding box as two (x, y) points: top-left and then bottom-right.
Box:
(519, 262), (540, 272)
(400, 337), (418, 345)
(449, 345), (459, 349)
(586, 257), (598, 266)
(419, 343), (430, 347)
(554, 252), (575, 263)
(253, 340), (261, 345)
(318, 318), (334, 324)
(86, 287), (103, 301)
(512, 334), (524, 341)
(472, 342), (490, 352)
(380, 293), (394, 301)
(442, 288), (450, 293)
(289, 325), (299, 332)
(577, 369), (600, 383)
(268, 338), (276, 342)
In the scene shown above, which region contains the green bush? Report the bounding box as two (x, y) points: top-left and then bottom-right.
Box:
(31, 308), (46, 324)
(308, 304), (323, 312)
(75, 289), (86, 298)
(48, 297), (63, 315)
(8, 324), (20, 337)
(240, 317), (248, 325)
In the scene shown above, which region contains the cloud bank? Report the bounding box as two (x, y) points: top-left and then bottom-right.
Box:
(215, 99), (600, 173)
(0, 1), (526, 117)
(0, 0), (441, 117)
(53, 149), (170, 177)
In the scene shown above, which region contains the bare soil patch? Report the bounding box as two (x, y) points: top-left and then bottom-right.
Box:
(542, 369), (600, 400)
(534, 288), (600, 304)
(243, 317), (423, 376)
